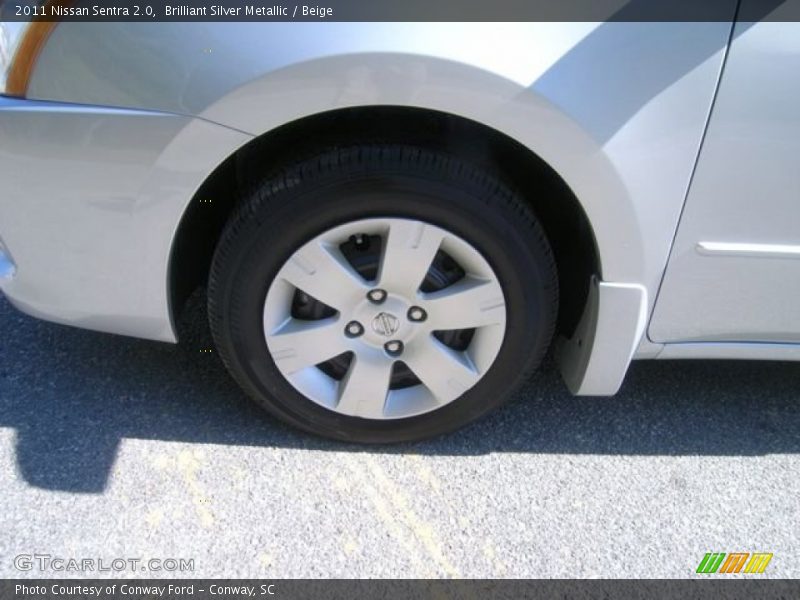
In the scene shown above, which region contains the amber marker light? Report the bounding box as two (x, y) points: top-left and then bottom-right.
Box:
(1, 0), (73, 97)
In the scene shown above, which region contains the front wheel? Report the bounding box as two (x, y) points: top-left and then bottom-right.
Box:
(208, 145), (557, 442)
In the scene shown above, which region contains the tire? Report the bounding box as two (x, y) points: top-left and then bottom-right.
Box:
(208, 145), (557, 443)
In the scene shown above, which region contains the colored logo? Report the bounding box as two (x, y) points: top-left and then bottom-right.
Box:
(696, 552), (773, 574)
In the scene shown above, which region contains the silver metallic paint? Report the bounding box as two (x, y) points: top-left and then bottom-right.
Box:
(0, 97), (251, 341)
(657, 342), (800, 362)
(27, 21), (734, 295)
(650, 18), (800, 344)
(3, 16), (797, 397)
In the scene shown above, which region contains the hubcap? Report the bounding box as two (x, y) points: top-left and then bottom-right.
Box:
(263, 218), (507, 420)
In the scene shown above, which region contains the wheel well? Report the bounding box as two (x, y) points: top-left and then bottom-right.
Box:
(170, 106), (600, 338)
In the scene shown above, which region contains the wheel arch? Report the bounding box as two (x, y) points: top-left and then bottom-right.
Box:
(170, 105), (601, 342)
(167, 54), (650, 399)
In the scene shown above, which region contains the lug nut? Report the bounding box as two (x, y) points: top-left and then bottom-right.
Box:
(384, 340), (404, 357)
(407, 306), (427, 322)
(345, 321), (364, 338)
(367, 289), (387, 304)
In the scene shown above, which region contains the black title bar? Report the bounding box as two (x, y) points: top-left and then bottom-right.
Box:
(0, 0), (795, 22)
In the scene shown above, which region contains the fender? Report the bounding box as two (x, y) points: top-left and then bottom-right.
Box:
(24, 21), (735, 392)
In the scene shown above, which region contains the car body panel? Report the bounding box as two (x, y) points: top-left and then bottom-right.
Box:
(6, 17), (789, 396)
(28, 21), (733, 298)
(650, 17), (800, 344)
(0, 97), (251, 341)
(657, 341), (800, 361)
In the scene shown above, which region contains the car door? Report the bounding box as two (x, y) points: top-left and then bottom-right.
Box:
(649, 6), (800, 344)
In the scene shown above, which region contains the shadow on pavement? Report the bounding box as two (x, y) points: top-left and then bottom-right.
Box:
(1, 292), (799, 494)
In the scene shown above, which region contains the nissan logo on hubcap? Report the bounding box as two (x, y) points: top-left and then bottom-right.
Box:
(371, 312), (400, 337)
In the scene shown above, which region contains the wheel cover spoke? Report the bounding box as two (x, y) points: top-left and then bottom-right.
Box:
(378, 220), (445, 295)
(278, 240), (367, 311)
(403, 337), (482, 404)
(335, 353), (394, 418)
(267, 317), (347, 374)
(423, 276), (506, 330)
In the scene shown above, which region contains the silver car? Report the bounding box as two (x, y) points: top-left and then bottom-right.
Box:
(1, 13), (798, 442)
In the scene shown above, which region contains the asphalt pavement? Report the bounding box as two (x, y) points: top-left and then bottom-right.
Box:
(1, 292), (798, 578)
